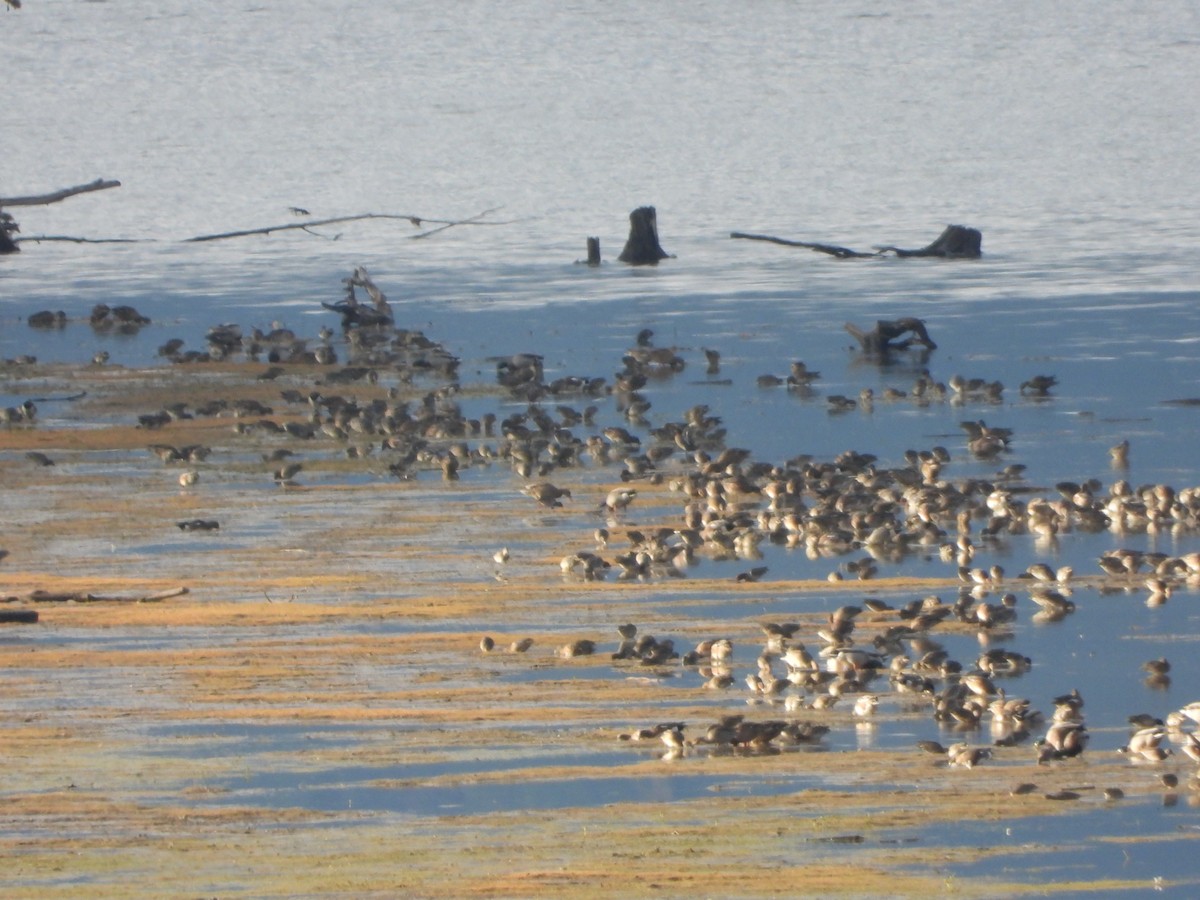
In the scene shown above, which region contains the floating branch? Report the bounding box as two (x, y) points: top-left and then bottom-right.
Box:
(186, 208), (510, 243)
(731, 224), (982, 259)
(0, 178), (121, 208)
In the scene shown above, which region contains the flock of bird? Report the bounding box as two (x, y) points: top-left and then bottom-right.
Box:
(13, 268), (1200, 790)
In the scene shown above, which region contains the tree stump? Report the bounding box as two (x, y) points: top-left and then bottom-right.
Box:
(618, 206), (669, 265)
(0, 212), (18, 254)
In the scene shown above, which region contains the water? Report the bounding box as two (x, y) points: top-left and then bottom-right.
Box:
(5, 0), (1200, 890)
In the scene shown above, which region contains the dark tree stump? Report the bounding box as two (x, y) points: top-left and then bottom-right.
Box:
(618, 206), (669, 265)
(879, 225), (981, 259)
(586, 237), (601, 267)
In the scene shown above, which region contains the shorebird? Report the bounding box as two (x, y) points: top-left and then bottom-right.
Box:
(1037, 721), (1089, 762)
(1142, 658), (1171, 677)
(176, 519), (219, 532)
(948, 743), (992, 768)
(618, 722), (685, 742)
(660, 726), (687, 752)
(603, 487), (638, 513)
(1176, 700), (1200, 726)
(1121, 726), (1171, 763)
(735, 566), (768, 583)
(274, 462), (303, 484)
(853, 695), (879, 717)
(556, 639), (596, 659)
(1176, 731), (1200, 766)
(1025, 563), (1055, 582)
(523, 481), (571, 508)
(1030, 588), (1075, 621)
(1019, 375), (1058, 396)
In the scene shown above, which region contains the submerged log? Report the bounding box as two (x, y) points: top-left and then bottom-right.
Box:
(876, 224), (982, 258)
(846, 318), (938, 354)
(618, 206), (670, 265)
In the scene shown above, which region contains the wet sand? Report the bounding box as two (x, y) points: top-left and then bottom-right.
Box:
(3, 355), (1199, 898)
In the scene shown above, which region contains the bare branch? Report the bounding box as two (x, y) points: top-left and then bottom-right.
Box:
(186, 208), (511, 243)
(15, 235), (141, 245)
(411, 206), (504, 239)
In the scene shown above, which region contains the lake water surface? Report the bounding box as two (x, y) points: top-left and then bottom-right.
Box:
(4, 0), (1200, 892)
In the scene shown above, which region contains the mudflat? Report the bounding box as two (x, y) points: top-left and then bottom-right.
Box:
(2, 353), (1197, 898)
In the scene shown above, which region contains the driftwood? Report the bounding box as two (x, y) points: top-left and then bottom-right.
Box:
(0, 609), (38, 624)
(322, 266), (394, 329)
(731, 224), (982, 260)
(619, 206), (670, 265)
(0, 178), (122, 208)
(0, 178), (122, 254)
(14, 235), (140, 246)
(845, 318), (938, 354)
(7, 586), (189, 604)
(729, 232), (874, 259)
(186, 207), (507, 243)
